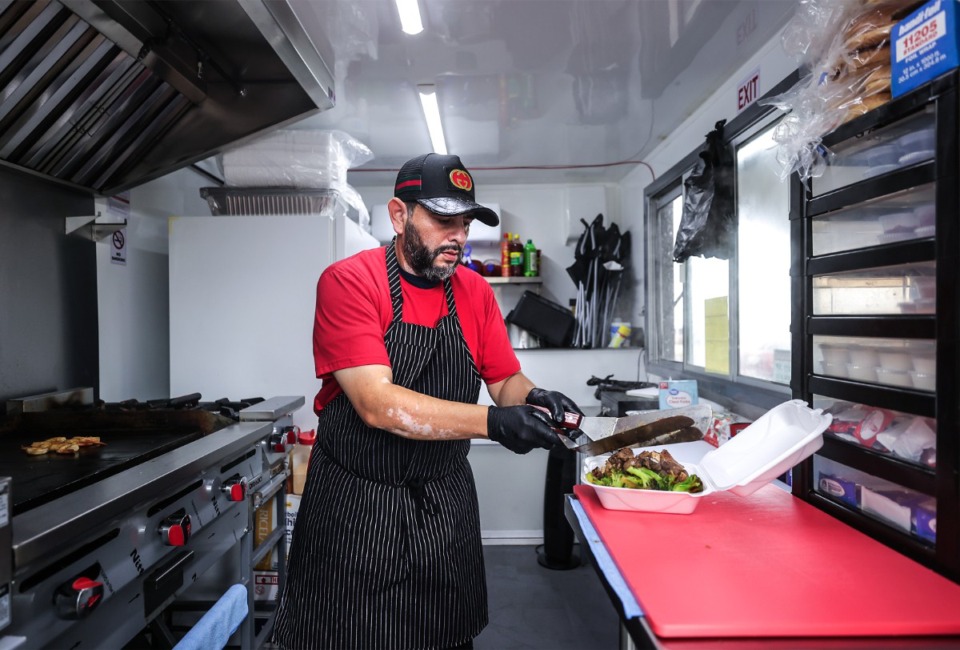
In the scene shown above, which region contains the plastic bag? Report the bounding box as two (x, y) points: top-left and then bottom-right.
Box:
(219, 129), (374, 189)
(761, 0), (925, 181)
(673, 120), (735, 263)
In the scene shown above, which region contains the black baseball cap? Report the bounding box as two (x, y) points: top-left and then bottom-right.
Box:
(394, 153), (499, 226)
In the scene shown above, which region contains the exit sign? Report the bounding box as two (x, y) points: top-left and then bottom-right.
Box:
(737, 68), (760, 112)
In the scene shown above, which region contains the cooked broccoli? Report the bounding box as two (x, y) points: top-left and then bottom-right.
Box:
(626, 466), (665, 490)
(670, 474), (704, 493)
(587, 449), (704, 492)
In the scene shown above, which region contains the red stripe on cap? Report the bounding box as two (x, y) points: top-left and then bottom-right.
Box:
(395, 180), (421, 190)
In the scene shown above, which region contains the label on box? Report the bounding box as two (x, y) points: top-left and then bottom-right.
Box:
(892, 0), (960, 97)
(285, 494), (300, 553)
(818, 473), (858, 507)
(914, 498), (937, 542)
(254, 500), (277, 571)
(253, 571), (278, 601)
(658, 380), (698, 409)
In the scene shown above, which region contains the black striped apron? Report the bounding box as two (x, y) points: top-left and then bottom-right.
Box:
(273, 243), (487, 649)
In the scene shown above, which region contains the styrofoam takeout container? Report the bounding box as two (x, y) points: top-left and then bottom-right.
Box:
(583, 400), (832, 514)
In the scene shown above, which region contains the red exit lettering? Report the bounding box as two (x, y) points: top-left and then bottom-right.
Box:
(738, 73), (760, 111)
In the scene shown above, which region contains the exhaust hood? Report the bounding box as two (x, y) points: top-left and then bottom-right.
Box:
(0, 0), (335, 196)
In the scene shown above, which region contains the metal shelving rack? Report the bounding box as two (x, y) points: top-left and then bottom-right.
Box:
(790, 71), (960, 582)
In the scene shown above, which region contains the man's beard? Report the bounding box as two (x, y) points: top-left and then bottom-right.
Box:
(402, 218), (462, 282)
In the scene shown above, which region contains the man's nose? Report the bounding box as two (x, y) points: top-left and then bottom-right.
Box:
(448, 218), (469, 241)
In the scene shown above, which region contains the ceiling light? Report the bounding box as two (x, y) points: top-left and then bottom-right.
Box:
(396, 0), (423, 35)
(418, 85), (447, 155)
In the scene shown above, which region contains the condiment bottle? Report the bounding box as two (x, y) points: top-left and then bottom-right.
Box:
(523, 238), (538, 277)
(500, 233), (511, 277)
(509, 233), (523, 277)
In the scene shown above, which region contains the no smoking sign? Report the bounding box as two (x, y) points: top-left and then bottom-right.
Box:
(111, 228), (127, 265)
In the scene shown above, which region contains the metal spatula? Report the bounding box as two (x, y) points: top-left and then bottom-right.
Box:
(537, 404), (708, 455)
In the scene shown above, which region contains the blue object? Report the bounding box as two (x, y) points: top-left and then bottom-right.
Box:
(174, 584), (249, 650)
(892, 0), (960, 97)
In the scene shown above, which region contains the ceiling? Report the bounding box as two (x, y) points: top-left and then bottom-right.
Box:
(280, 0), (797, 188)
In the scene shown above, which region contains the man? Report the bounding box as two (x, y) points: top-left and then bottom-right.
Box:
(272, 153), (582, 650)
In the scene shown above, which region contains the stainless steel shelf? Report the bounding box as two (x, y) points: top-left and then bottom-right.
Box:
(485, 276), (542, 284)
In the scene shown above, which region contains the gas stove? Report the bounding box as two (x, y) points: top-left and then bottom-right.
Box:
(0, 390), (302, 650)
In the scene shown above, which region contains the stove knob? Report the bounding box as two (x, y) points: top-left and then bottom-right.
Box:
(268, 426), (299, 453)
(285, 425), (300, 446)
(159, 510), (192, 546)
(221, 477), (247, 502)
(54, 576), (104, 619)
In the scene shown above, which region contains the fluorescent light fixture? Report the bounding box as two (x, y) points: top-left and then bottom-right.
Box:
(396, 0), (423, 35)
(418, 85), (447, 155)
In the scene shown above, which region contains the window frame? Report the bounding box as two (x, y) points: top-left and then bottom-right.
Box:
(642, 71), (800, 416)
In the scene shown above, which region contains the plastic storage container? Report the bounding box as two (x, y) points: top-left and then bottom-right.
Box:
(505, 291), (575, 347)
(583, 400), (832, 514)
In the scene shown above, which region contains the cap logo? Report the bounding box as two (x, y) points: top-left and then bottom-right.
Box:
(449, 169), (473, 192)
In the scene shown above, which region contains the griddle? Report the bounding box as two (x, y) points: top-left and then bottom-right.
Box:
(0, 409), (233, 515)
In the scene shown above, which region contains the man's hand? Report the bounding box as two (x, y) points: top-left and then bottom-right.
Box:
(487, 405), (562, 454)
(525, 388), (583, 425)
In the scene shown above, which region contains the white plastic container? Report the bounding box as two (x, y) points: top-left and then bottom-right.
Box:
(910, 371), (936, 391)
(875, 367), (912, 388)
(820, 361), (849, 378)
(818, 343), (849, 364)
(847, 364), (878, 382)
(913, 354), (936, 374)
(848, 346), (879, 367)
(877, 350), (912, 372)
(584, 400), (832, 514)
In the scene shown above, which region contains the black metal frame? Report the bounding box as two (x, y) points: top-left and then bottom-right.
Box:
(792, 70), (960, 582)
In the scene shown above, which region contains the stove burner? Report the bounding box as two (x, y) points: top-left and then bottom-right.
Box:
(99, 394), (266, 420)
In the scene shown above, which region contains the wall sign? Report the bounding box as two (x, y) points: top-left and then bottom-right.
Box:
(111, 229), (126, 265)
(737, 67), (761, 113)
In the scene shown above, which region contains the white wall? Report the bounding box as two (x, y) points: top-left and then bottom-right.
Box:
(355, 181), (624, 315)
(97, 166), (212, 402)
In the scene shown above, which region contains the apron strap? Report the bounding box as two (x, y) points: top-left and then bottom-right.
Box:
(385, 240), (405, 324)
(386, 237), (457, 326)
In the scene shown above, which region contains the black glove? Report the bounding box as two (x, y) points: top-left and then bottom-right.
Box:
(487, 405), (562, 455)
(525, 388), (583, 425)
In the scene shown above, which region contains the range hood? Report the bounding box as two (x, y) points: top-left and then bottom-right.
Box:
(0, 0), (334, 196)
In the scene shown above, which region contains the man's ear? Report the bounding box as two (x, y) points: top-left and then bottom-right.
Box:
(387, 197), (409, 236)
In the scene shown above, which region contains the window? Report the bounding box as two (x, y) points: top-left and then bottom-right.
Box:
(645, 114), (791, 404)
(652, 187), (684, 362)
(736, 124), (791, 383)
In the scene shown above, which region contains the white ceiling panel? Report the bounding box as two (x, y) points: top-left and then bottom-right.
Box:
(284, 0), (796, 187)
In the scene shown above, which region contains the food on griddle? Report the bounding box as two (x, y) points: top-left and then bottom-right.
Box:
(21, 436), (106, 456)
(586, 448), (703, 493)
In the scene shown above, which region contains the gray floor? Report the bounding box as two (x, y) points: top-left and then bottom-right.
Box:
(476, 545), (621, 650)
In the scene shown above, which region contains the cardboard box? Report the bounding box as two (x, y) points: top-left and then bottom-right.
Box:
(818, 473), (858, 507)
(913, 498), (937, 542)
(892, 0), (960, 97)
(254, 500), (277, 571)
(658, 380), (698, 409)
(291, 445), (312, 495)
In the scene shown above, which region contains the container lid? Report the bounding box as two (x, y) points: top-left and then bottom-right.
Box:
(698, 400), (832, 493)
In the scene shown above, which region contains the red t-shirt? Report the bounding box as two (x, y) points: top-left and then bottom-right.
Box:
(312, 246), (520, 414)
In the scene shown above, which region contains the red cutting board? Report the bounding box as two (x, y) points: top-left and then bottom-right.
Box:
(574, 483), (960, 638)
